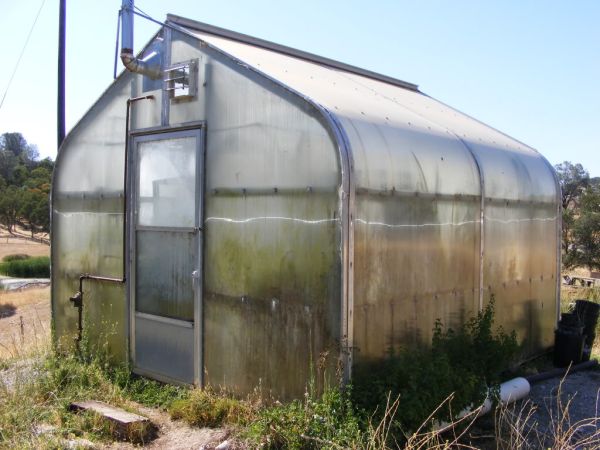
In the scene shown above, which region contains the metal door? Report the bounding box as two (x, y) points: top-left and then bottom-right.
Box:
(130, 128), (204, 385)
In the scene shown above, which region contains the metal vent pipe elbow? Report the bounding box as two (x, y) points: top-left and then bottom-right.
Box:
(120, 0), (161, 79)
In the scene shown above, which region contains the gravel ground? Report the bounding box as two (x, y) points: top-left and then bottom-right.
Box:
(490, 369), (600, 449)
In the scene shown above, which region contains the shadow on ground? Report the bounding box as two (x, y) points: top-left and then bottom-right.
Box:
(0, 303), (16, 319)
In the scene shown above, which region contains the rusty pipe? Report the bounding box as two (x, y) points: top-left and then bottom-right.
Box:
(68, 94), (154, 353)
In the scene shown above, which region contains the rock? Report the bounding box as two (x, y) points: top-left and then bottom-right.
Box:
(33, 423), (57, 436)
(65, 438), (96, 449)
(215, 440), (230, 450)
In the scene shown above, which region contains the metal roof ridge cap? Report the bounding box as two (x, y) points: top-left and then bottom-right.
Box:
(166, 14), (419, 92)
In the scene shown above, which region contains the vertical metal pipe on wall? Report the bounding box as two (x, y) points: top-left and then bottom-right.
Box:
(57, 0), (66, 149)
(121, 0), (134, 54)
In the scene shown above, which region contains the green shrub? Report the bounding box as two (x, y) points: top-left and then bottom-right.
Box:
(2, 253), (30, 262)
(0, 255), (49, 277)
(352, 299), (519, 435)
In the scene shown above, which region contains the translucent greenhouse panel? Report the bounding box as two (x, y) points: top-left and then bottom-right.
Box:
(202, 53), (342, 398)
(466, 139), (559, 354)
(52, 74), (132, 358)
(340, 116), (482, 194)
(352, 194), (481, 358)
(204, 192), (341, 398)
(483, 200), (558, 353)
(136, 136), (196, 228)
(338, 115), (483, 359)
(204, 58), (340, 192)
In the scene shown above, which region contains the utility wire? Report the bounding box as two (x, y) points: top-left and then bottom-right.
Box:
(134, 4), (152, 19)
(0, 0), (47, 111)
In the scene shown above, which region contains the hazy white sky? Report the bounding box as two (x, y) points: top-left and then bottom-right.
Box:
(0, 0), (599, 175)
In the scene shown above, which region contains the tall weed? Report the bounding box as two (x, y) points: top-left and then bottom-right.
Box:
(352, 300), (519, 435)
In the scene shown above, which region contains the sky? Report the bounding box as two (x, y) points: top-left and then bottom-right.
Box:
(0, 0), (598, 175)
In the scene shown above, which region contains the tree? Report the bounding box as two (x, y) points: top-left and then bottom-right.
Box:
(0, 185), (21, 233)
(555, 161), (590, 210)
(0, 133), (53, 237)
(20, 189), (49, 237)
(25, 166), (52, 192)
(555, 161), (590, 259)
(0, 133), (40, 184)
(568, 186), (600, 270)
(0, 132), (39, 165)
(0, 148), (17, 183)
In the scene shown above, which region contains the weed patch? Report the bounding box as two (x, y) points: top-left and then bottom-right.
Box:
(352, 300), (519, 435)
(246, 383), (363, 449)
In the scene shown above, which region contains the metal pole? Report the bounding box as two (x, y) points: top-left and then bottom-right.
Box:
(57, 0), (66, 149)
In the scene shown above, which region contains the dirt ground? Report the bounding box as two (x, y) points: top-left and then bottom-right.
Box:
(0, 286), (50, 359)
(0, 227), (50, 261)
(102, 406), (231, 450)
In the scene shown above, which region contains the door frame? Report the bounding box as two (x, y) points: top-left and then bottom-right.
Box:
(127, 122), (206, 386)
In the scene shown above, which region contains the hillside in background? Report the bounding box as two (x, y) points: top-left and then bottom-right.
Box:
(0, 132), (53, 239)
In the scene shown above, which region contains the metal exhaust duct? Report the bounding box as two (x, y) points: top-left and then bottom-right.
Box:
(120, 0), (161, 79)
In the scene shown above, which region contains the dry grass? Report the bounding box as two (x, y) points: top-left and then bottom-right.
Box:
(0, 286), (50, 360)
(0, 237), (49, 261)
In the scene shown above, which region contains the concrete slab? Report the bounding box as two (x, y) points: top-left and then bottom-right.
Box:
(70, 400), (156, 442)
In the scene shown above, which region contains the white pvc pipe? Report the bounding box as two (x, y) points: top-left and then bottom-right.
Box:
(478, 377), (530, 416)
(436, 377), (531, 429)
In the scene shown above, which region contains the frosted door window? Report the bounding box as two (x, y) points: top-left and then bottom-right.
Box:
(137, 137), (196, 227)
(136, 230), (195, 320)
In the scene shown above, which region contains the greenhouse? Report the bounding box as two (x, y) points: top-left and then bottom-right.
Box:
(52, 12), (560, 399)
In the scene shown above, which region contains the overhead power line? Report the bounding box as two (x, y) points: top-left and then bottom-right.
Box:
(0, 0), (48, 111)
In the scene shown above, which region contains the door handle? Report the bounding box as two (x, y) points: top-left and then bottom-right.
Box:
(191, 270), (200, 279)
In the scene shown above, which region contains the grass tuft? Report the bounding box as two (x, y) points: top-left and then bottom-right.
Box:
(170, 387), (253, 428)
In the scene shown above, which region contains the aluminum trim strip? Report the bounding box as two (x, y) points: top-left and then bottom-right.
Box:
(135, 311), (194, 328)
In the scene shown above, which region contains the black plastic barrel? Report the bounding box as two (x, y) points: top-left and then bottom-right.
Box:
(560, 312), (583, 329)
(575, 299), (600, 347)
(553, 312), (585, 367)
(554, 327), (585, 367)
